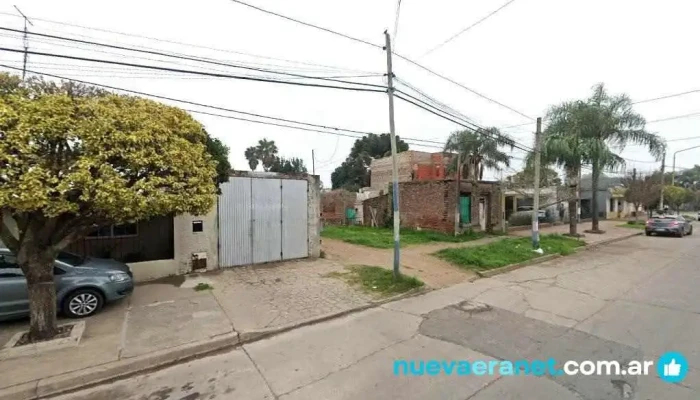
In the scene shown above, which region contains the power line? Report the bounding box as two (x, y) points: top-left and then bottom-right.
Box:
(227, 0), (382, 49)
(392, 52), (535, 121)
(217, 0), (535, 121)
(421, 0), (518, 57)
(0, 64), (450, 149)
(632, 89), (700, 105)
(648, 111), (700, 124)
(0, 26), (386, 89)
(394, 92), (533, 153)
(0, 10), (372, 74)
(393, 0), (403, 45)
(0, 47), (387, 93)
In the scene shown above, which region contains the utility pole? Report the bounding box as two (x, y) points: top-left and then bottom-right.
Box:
(659, 154), (666, 211)
(14, 6), (33, 80)
(311, 149), (315, 175)
(672, 144), (700, 185)
(454, 153), (461, 236)
(531, 117), (542, 250)
(384, 31), (401, 279)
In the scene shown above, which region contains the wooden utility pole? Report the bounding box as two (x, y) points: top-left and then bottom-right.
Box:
(384, 31), (401, 279)
(14, 6), (33, 80)
(531, 117), (543, 250)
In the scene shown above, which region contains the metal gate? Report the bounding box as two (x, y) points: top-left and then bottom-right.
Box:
(218, 177), (309, 267)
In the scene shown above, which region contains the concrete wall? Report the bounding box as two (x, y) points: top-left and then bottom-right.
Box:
(362, 194), (390, 227)
(307, 174), (321, 258)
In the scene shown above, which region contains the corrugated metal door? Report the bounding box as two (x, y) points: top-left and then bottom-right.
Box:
(252, 178), (282, 264)
(282, 179), (308, 259)
(218, 177), (252, 266)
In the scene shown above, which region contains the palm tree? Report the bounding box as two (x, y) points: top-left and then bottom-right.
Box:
(444, 128), (514, 231)
(244, 139), (279, 171)
(544, 84), (665, 234)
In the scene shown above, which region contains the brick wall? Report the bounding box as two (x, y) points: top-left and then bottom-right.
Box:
(370, 151), (436, 190)
(399, 181), (457, 234)
(321, 189), (357, 225)
(362, 194), (390, 227)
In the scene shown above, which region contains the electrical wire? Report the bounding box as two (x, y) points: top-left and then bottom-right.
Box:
(0, 63), (450, 150)
(0, 27), (387, 89)
(393, 92), (533, 153)
(216, 0), (536, 121)
(227, 0), (382, 49)
(420, 0), (518, 57)
(632, 89), (700, 105)
(0, 47), (387, 93)
(392, 0), (403, 45)
(0, 11), (374, 74)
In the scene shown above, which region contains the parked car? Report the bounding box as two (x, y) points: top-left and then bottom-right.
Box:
(0, 249), (133, 322)
(645, 215), (693, 238)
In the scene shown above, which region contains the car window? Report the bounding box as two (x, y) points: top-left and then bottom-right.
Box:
(0, 254), (23, 278)
(56, 251), (85, 266)
(53, 266), (66, 275)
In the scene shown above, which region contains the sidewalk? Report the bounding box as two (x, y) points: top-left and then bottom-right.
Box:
(0, 259), (375, 398)
(52, 232), (697, 400)
(323, 220), (638, 287)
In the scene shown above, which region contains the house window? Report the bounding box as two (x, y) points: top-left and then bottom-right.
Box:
(88, 223), (138, 238)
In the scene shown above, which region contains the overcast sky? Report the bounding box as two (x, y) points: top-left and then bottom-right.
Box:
(1, 0), (700, 186)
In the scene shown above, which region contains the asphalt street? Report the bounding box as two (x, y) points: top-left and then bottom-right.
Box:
(55, 230), (700, 400)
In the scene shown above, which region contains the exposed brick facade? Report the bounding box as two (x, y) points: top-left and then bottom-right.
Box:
(362, 194), (390, 227)
(321, 189), (357, 225)
(398, 180), (504, 234)
(370, 151), (454, 190)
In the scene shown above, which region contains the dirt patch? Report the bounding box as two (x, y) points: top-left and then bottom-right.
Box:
(321, 238), (481, 288)
(15, 324), (72, 347)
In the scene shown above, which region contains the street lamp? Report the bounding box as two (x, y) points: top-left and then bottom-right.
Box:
(672, 145), (700, 185)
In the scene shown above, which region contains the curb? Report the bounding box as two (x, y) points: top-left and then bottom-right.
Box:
(475, 254), (562, 278)
(0, 333), (240, 400)
(1, 288), (429, 400)
(474, 231), (643, 279)
(239, 286), (428, 343)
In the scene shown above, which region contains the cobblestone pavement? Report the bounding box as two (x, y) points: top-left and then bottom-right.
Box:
(207, 259), (374, 331)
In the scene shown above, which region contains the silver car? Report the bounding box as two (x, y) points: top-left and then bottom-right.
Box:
(0, 249), (134, 321)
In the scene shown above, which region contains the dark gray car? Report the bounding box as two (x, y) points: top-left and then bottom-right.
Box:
(645, 215), (693, 237)
(0, 249), (134, 322)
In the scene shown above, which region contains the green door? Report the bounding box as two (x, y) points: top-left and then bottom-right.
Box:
(459, 196), (471, 224)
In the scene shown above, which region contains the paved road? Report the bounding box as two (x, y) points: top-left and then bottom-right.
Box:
(56, 230), (700, 400)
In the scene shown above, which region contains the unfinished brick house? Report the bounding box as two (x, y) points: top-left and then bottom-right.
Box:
(321, 189), (357, 225)
(366, 151), (504, 234)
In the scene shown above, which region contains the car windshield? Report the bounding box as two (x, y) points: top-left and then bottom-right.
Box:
(56, 251), (86, 266)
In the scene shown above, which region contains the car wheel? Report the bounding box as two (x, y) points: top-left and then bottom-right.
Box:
(645, 231), (652, 236)
(63, 289), (104, 318)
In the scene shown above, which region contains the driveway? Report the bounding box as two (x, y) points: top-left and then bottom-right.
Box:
(58, 224), (700, 399)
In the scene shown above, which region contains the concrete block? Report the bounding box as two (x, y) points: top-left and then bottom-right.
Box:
(0, 321), (85, 361)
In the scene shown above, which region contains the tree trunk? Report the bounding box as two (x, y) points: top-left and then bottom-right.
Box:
(21, 257), (58, 341)
(470, 160), (479, 229)
(590, 164), (601, 232)
(566, 166), (578, 236)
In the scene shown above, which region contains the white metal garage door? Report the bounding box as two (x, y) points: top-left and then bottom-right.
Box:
(218, 177), (308, 267)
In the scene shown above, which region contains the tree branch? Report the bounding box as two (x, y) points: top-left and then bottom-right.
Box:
(0, 209), (19, 252)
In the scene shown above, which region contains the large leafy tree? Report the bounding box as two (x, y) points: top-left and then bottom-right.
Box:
(245, 139), (279, 171)
(331, 133), (409, 191)
(444, 128), (513, 229)
(269, 157), (308, 174)
(543, 84), (664, 234)
(0, 74), (217, 341)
